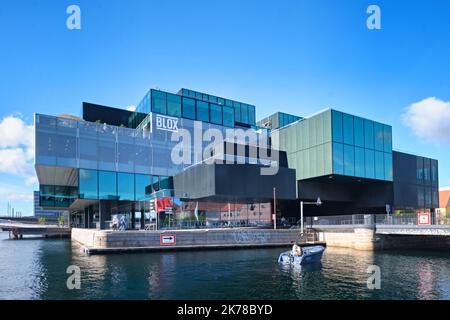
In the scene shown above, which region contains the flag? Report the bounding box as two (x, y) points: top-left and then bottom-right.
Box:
(194, 202), (199, 221)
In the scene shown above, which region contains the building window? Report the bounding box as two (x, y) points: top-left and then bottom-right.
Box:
(384, 152), (393, 181)
(431, 160), (438, 184)
(241, 104), (249, 124)
(364, 120), (374, 150)
(249, 105), (256, 126)
(355, 147), (365, 177)
(417, 187), (425, 208)
(160, 176), (174, 190)
(332, 110), (343, 143)
(152, 175), (160, 192)
(79, 169), (98, 200)
(151, 90), (167, 115)
(182, 97), (196, 120)
(208, 95), (218, 104)
(374, 122), (384, 151)
(333, 142), (344, 175)
(343, 145), (355, 176)
(196, 101), (209, 122)
(343, 113), (354, 145)
(118, 172), (135, 201)
(424, 158), (431, 183)
(354, 117), (364, 148)
(223, 106), (234, 127)
(210, 103), (223, 125)
(167, 93), (182, 118)
(99, 171), (118, 200)
(40, 185), (56, 207)
(364, 149), (375, 179)
(383, 125), (392, 152)
(375, 151), (384, 180)
(54, 186), (77, 208)
(417, 157), (424, 183)
(233, 101), (241, 122)
(135, 174), (152, 200)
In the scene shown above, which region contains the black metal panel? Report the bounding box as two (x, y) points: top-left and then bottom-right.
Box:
(298, 175), (393, 209)
(173, 163), (296, 201)
(82, 102), (134, 127)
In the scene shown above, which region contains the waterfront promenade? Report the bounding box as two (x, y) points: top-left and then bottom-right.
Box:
(71, 213), (450, 254)
(0, 219), (70, 239)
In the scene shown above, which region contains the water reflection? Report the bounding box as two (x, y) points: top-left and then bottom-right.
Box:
(417, 261), (433, 300)
(1, 231), (450, 300)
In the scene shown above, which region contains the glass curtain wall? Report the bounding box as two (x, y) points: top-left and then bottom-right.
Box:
(275, 110), (332, 180)
(331, 110), (393, 181)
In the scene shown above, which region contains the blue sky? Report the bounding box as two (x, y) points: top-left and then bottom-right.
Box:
(1, 0), (449, 215)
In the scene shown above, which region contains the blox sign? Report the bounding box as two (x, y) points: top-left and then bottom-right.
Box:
(156, 114), (178, 132)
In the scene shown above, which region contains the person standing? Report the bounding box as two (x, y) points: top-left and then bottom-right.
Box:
(112, 214), (119, 231)
(120, 214), (127, 231)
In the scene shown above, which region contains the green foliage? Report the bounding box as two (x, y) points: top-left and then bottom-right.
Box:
(38, 217), (47, 225)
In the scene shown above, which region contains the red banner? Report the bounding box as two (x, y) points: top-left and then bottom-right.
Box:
(155, 197), (173, 213)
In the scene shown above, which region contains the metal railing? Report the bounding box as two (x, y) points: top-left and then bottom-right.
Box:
(102, 219), (281, 231)
(309, 214), (373, 226)
(306, 213), (448, 227)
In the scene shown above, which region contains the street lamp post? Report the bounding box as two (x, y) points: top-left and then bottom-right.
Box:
(273, 187), (277, 230)
(300, 197), (322, 235)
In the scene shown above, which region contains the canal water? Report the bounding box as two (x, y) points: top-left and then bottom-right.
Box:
(1, 231), (449, 300)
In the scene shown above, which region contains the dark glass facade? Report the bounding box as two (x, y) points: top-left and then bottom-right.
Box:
(39, 185), (77, 208)
(131, 88), (253, 129)
(180, 88), (256, 126)
(78, 169), (174, 201)
(393, 151), (439, 209)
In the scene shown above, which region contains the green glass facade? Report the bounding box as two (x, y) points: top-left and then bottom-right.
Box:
(257, 112), (302, 130)
(275, 109), (393, 182)
(275, 110), (332, 180)
(331, 110), (393, 181)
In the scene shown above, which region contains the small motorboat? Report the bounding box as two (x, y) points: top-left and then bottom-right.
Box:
(278, 244), (325, 265)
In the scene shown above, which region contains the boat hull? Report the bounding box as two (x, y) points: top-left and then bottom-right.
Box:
(278, 245), (325, 265)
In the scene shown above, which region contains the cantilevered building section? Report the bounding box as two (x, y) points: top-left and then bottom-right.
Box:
(270, 109), (439, 215)
(34, 87), (439, 229)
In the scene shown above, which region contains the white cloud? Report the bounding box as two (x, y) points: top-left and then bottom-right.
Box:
(0, 148), (29, 175)
(0, 115), (37, 216)
(25, 175), (38, 187)
(0, 115), (36, 184)
(0, 116), (34, 149)
(0, 184), (34, 202)
(402, 97), (450, 144)
(126, 105), (136, 112)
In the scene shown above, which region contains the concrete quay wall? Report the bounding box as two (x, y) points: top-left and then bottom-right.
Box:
(314, 226), (378, 251)
(314, 226), (450, 251)
(72, 228), (302, 253)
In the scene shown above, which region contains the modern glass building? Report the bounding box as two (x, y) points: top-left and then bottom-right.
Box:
(33, 191), (65, 219)
(34, 88), (439, 229)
